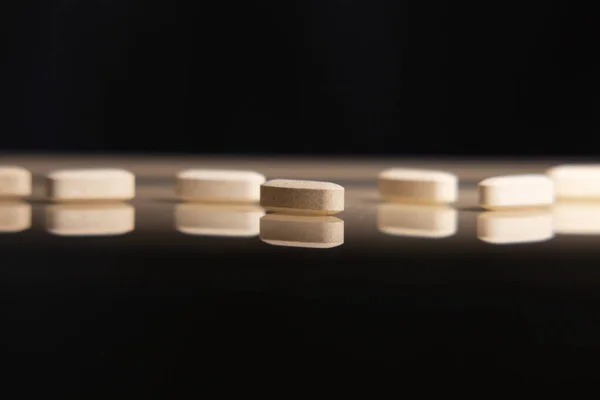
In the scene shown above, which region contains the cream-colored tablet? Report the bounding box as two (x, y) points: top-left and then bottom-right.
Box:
(175, 169), (265, 203)
(378, 168), (458, 204)
(477, 210), (554, 244)
(46, 203), (134, 236)
(260, 214), (344, 248)
(175, 203), (264, 237)
(46, 169), (135, 202)
(0, 166), (31, 198)
(0, 202), (31, 233)
(552, 201), (600, 235)
(478, 174), (554, 210)
(260, 179), (344, 215)
(547, 164), (600, 199)
(377, 203), (457, 238)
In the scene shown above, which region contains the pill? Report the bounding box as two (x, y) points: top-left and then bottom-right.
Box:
(378, 168), (458, 204)
(0, 202), (31, 233)
(478, 174), (554, 210)
(377, 203), (457, 238)
(0, 166), (31, 198)
(46, 203), (135, 236)
(259, 214), (344, 248)
(546, 164), (600, 199)
(175, 169), (265, 203)
(46, 169), (135, 202)
(260, 179), (344, 215)
(552, 201), (600, 235)
(175, 203), (265, 237)
(477, 210), (554, 244)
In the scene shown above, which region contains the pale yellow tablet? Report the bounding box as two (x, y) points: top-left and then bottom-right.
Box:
(176, 169), (265, 203)
(478, 174), (554, 210)
(0, 166), (31, 199)
(46, 168), (135, 202)
(378, 168), (457, 204)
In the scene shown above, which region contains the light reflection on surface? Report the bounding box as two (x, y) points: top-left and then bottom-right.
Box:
(0, 201), (31, 233)
(553, 201), (600, 235)
(377, 203), (457, 238)
(175, 203), (264, 237)
(477, 210), (554, 245)
(260, 214), (344, 248)
(46, 203), (135, 236)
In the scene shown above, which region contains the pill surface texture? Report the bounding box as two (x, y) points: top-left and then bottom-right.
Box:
(478, 174), (554, 210)
(46, 169), (135, 202)
(0, 202), (31, 233)
(175, 169), (265, 203)
(553, 201), (600, 235)
(260, 214), (344, 248)
(175, 203), (264, 237)
(377, 204), (457, 238)
(0, 166), (31, 198)
(260, 179), (344, 215)
(378, 168), (458, 204)
(547, 164), (600, 199)
(477, 210), (554, 244)
(46, 203), (135, 236)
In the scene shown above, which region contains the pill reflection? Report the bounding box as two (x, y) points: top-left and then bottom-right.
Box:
(175, 203), (264, 237)
(260, 214), (344, 248)
(46, 203), (135, 237)
(553, 201), (600, 235)
(377, 203), (457, 238)
(0, 202), (31, 233)
(477, 210), (554, 245)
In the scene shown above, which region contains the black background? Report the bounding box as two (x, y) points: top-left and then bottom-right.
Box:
(2, 1), (599, 155)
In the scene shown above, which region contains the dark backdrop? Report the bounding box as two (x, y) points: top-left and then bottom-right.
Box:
(1, 1), (598, 155)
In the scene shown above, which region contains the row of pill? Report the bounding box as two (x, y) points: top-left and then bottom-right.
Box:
(1, 201), (599, 247)
(379, 165), (600, 209)
(1, 164), (599, 211)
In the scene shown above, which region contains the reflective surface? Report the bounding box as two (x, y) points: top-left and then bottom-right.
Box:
(2, 156), (600, 387)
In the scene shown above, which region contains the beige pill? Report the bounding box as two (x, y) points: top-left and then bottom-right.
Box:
(478, 174), (554, 210)
(0, 166), (31, 198)
(552, 201), (600, 235)
(260, 214), (344, 248)
(477, 210), (554, 244)
(175, 203), (265, 237)
(175, 169), (265, 203)
(547, 164), (600, 199)
(377, 203), (457, 238)
(0, 202), (31, 233)
(378, 168), (458, 204)
(46, 169), (135, 202)
(260, 179), (344, 215)
(46, 203), (134, 236)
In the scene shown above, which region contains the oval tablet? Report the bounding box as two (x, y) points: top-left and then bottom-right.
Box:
(260, 179), (344, 215)
(378, 168), (458, 204)
(0, 202), (31, 233)
(0, 166), (31, 198)
(175, 203), (264, 237)
(477, 210), (554, 244)
(478, 174), (554, 210)
(46, 203), (135, 236)
(175, 169), (265, 203)
(547, 164), (600, 199)
(259, 214), (344, 248)
(46, 169), (135, 202)
(377, 203), (457, 238)
(552, 201), (600, 235)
